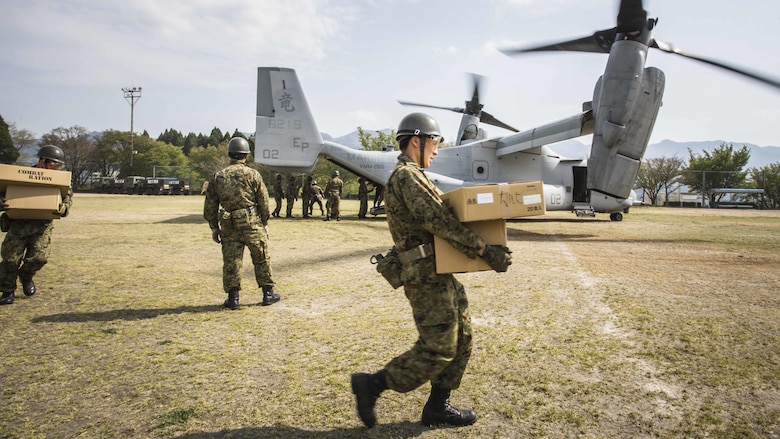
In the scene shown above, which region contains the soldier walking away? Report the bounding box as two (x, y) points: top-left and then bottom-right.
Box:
(309, 180), (325, 216)
(285, 175), (298, 218)
(324, 170), (343, 221)
(357, 178), (369, 219)
(301, 176), (313, 218)
(0, 145), (73, 305)
(350, 113), (512, 428)
(203, 137), (281, 310)
(271, 174), (283, 217)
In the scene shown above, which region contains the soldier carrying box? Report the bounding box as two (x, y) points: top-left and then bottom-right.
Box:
(0, 145), (72, 305)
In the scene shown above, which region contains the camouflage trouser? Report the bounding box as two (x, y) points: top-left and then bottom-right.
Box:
(301, 195), (310, 216)
(358, 196), (368, 217)
(385, 258), (472, 393)
(310, 198), (324, 215)
(219, 226), (273, 294)
(285, 196), (296, 216)
(272, 196), (283, 216)
(327, 195), (340, 218)
(0, 220), (54, 293)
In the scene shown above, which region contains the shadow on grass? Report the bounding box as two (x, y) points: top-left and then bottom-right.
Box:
(31, 304), (223, 323)
(157, 214), (206, 224)
(173, 421), (429, 438)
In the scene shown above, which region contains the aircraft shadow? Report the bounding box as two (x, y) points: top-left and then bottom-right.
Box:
(173, 421), (428, 438)
(31, 304), (222, 324)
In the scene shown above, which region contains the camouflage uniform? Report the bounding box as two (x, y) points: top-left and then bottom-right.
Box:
(0, 189), (73, 295)
(203, 160), (274, 294)
(358, 178), (369, 218)
(285, 177), (298, 218)
(272, 176), (283, 217)
(309, 183), (325, 216)
(373, 184), (385, 208)
(301, 177), (313, 218)
(383, 153), (486, 393)
(324, 174), (343, 220)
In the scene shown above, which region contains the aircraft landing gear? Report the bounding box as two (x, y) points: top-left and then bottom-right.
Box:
(609, 212), (623, 221)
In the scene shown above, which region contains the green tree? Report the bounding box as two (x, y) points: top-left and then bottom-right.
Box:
(0, 115), (20, 164)
(183, 132), (199, 156)
(748, 163), (780, 209)
(157, 128), (185, 147)
(131, 137), (190, 178)
(189, 144), (229, 182)
(636, 156), (685, 205)
(357, 127), (398, 151)
(681, 143), (750, 198)
(208, 127), (224, 147)
(8, 121), (38, 164)
(41, 125), (94, 187)
(92, 129), (128, 177)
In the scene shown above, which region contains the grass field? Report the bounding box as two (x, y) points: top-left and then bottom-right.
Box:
(1, 194), (778, 438)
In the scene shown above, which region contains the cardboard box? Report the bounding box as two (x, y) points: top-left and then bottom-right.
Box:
(4, 185), (63, 220)
(435, 219), (506, 274)
(0, 164), (72, 198)
(441, 181), (545, 221)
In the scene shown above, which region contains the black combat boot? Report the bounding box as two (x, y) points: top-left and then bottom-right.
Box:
(0, 291), (14, 305)
(421, 386), (477, 427)
(261, 286), (280, 306)
(223, 289), (239, 310)
(350, 370), (388, 428)
(21, 278), (36, 296)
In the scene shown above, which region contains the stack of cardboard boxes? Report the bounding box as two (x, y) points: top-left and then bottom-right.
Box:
(434, 181), (546, 274)
(0, 164), (72, 220)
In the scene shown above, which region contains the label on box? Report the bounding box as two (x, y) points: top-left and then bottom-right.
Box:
(476, 193), (493, 204)
(523, 194), (542, 205)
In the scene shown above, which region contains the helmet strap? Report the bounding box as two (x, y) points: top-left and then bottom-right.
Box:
(417, 135), (427, 168)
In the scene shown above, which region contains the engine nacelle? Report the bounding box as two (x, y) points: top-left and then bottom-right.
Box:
(588, 64), (665, 199)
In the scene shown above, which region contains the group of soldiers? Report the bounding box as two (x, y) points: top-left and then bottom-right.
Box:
(7, 114), (510, 430)
(270, 170), (384, 221)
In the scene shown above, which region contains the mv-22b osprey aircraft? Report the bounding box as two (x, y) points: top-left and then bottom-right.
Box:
(253, 0), (779, 221)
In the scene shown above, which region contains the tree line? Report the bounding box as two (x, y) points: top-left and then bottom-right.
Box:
(5, 113), (775, 207)
(0, 114), (399, 196)
(636, 143), (780, 208)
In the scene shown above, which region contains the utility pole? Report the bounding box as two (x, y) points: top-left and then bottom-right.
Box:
(122, 86), (142, 174)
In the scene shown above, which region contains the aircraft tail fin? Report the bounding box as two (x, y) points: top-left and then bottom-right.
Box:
(255, 67), (323, 173)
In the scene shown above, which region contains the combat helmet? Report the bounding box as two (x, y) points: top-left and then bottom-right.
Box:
(332, 170), (340, 177)
(227, 137), (251, 157)
(395, 112), (442, 142)
(37, 145), (65, 164)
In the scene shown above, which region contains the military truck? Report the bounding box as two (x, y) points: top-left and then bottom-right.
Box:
(168, 179), (191, 195)
(124, 176), (145, 194)
(141, 177), (167, 195)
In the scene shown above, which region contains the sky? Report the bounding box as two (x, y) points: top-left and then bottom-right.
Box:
(2, 0), (779, 148)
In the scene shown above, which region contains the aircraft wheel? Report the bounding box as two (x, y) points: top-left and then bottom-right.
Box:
(610, 212), (623, 221)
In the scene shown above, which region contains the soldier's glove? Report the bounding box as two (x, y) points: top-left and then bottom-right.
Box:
(481, 245), (513, 272)
(57, 203), (69, 218)
(211, 228), (221, 244)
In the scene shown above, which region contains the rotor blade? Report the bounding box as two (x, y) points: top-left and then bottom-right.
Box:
(465, 73), (485, 115)
(480, 111), (520, 133)
(397, 100), (465, 114)
(502, 0), (647, 56)
(652, 39), (780, 90)
(500, 28), (617, 55)
(616, 0), (647, 34)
